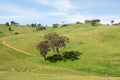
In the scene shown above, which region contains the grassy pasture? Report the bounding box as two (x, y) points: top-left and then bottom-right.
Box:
(0, 24), (120, 79)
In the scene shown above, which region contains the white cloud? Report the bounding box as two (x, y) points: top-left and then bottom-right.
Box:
(0, 2), (40, 15)
(36, 0), (49, 5)
(0, 2), (46, 24)
(53, 0), (75, 12)
(64, 13), (93, 23)
(44, 11), (67, 16)
(65, 13), (120, 24)
(96, 16), (120, 24)
(36, 0), (75, 12)
(1, 1), (120, 25)
(0, 1), (73, 23)
(0, 2), (69, 25)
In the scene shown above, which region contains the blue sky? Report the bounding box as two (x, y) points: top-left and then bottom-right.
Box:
(0, 0), (120, 25)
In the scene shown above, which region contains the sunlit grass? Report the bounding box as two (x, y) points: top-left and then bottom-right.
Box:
(0, 24), (120, 78)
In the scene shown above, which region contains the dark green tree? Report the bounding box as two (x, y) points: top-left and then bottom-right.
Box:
(31, 23), (36, 27)
(111, 20), (114, 24)
(37, 24), (41, 27)
(5, 22), (10, 27)
(44, 32), (69, 55)
(37, 41), (50, 60)
(5, 22), (13, 31)
(11, 21), (19, 26)
(91, 19), (100, 26)
(91, 20), (96, 26)
(52, 24), (59, 28)
(37, 32), (69, 59)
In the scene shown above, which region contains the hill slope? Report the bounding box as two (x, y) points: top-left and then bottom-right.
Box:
(0, 24), (120, 79)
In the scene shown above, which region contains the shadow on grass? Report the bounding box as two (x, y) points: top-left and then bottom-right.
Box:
(46, 51), (82, 62)
(62, 51), (82, 61)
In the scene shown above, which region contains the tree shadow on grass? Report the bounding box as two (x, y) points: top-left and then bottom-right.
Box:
(62, 51), (82, 61)
(46, 54), (62, 62)
(46, 51), (82, 62)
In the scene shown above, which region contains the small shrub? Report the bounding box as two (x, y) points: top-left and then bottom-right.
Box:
(76, 21), (82, 24)
(35, 26), (46, 31)
(61, 24), (69, 27)
(52, 24), (58, 28)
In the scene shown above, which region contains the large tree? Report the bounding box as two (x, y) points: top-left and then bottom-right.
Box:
(44, 32), (69, 55)
(37, 32), (69, 59)
(37, 41), (50, 60)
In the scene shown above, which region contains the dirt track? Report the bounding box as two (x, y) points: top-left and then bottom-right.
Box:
(1, 36), (33, 56)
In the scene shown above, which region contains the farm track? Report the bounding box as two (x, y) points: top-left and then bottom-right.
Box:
(1, 35), (33, 56)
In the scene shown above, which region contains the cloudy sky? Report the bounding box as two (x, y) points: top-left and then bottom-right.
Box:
(0, 0), (120, 25)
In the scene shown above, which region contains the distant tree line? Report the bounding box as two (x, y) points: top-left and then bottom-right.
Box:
(112, 23), (120, 26)
(30, 23), (46, 31)
(110, 20), (120, 26)
(6, 21), (19, 26)
(85, 19), (100, 26)
(52, 23), (70, 28)
(5, 21), (19, 31)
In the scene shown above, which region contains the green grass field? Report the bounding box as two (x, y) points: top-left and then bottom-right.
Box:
(0, 24), (120, 80)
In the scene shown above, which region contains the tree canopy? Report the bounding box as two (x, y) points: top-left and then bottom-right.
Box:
(37, 41), (50, 59)
(37, 32), (69, 60)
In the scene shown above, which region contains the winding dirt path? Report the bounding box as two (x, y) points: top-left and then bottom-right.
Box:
(1, 35), (33, 56)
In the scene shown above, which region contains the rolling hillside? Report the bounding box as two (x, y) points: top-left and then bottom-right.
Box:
(0, 24), (120, 80)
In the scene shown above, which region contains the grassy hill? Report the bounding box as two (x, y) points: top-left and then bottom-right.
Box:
(0, 24), (120, 79)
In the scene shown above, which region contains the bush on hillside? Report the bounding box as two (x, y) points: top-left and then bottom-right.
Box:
(52, 24), (59, 28)
(61, 24), (69, 27)
(76, 21), (82, 24)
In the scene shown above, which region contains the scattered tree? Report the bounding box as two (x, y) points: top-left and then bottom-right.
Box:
(112, 22), (120, 26)
(11, 21), (19, 26)
(5, 22), (10, 27)
(37, 41), (50, 60)
(52, 24), (59, 28)
(91, 20), (96, 26)
(91, 19), (100, 26)
(35, 26), (46, 31)
(5, 22), (13, 31)
(37, 24), (41, 27)
(61, 24), (69, 27)
(111, 20), (114, 24)
(76, 21), (82, 24)
(44, 32), (69, 55)
(31, 23), (37, 27)
(37, 32), (69, 59)
(85, 20), (92, 23)
(85, 19), (100, 26)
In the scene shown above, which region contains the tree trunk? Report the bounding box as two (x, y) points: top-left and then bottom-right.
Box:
(56, 48), (60, 55)
(43, 55), (46, 60)
(56, 48), (62, 59)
